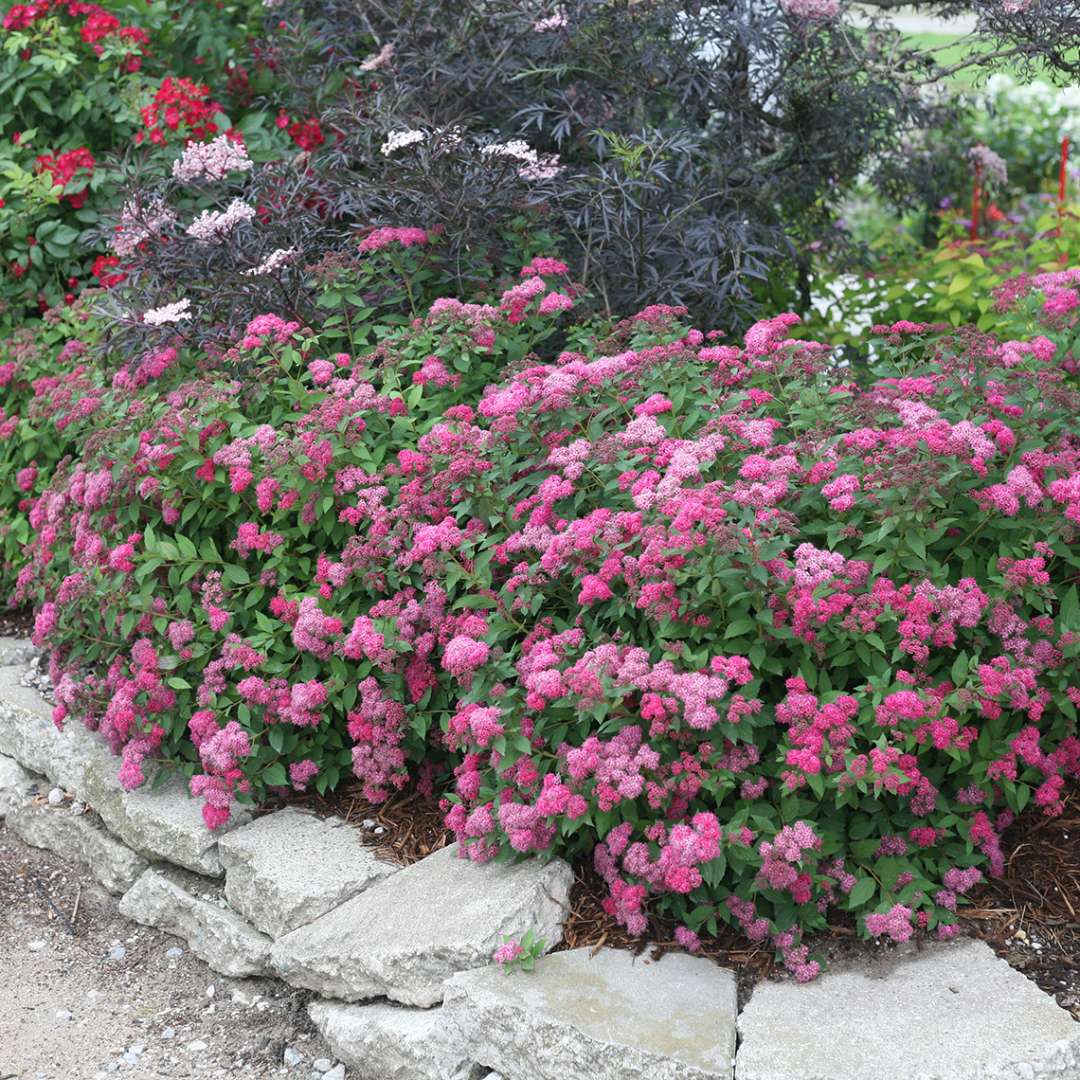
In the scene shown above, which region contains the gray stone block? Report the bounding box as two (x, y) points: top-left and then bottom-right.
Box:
(735, 938), (1080, 1080)
(443, 947), (737, 1080)
(0, 751), (36, 818)
(7, 801), (148, 893)
(0, 665), (246, 877)
(82, 755), (247, 877)
(271, 843), (573, 1006)
(219, 808), (398, 938)
(118, 867), (272, 977)
(308, 1000), (482, 1080)
(0, 637), (39, 666)
(0, 664), (112, 792)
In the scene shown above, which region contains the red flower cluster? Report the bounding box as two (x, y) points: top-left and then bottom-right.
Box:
(91, 254), (126, 288)
(2, 0), (150, 70)
(138, 76), (223, 147)
(35, 146), (94, 209)
(275, 110), (326, 153)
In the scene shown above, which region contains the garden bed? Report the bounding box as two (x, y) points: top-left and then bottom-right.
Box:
(1, 0), (1079, 1037)
(285, 776), (1080, 1017)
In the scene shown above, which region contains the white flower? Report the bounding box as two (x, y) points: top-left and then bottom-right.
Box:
(242, 247), (299, 276)
(481, 140), (538, 164)
(143, 298), (192, 326)
(533, 10), (567, 31)
(482, 139), (560, 181)
(380, 129), (425, 156)
(185, 199), (257, 244)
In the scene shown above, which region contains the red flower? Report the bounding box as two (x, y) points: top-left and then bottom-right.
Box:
(34, 147), (95, 207)
(287, 117), (325, 152)
(91, 254), (126, 288)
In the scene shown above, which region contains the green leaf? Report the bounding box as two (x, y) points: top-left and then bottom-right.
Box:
(223, 564), (250, 585)
(950, 653), (968, 686)
(1061, 586), (1080, 631)
(847, 877), (877, 909)
(263, 763), (288, 787)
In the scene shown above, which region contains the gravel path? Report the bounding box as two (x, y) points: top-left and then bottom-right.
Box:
(0, 825), (342, 1080)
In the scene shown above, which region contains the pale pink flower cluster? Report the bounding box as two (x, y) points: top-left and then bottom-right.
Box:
(360, 42), (394, 71)
(969, 143), (1008, 185)
(172, 134), (253, 182)
(756, 821), (820, 899)
(185, 199), (256, 243)
(112, 197), (176, 256)
(198, 720), (252, 773)
(533, 10), (567, 31)
(779, 0), (839, 18)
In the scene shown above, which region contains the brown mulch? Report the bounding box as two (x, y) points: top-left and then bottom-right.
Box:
(280, 783), (453, 867)
(959, 788), (1080, 1016)
(0, 605), (33, 638)
(283, 778), (1080, 1014)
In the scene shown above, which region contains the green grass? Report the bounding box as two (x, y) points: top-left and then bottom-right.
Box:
(900, 31), (1078, 87)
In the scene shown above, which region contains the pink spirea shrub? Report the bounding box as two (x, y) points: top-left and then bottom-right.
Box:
(15, 259), (1080, 975)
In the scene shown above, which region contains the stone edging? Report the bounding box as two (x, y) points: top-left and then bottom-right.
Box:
(1, 646), (1078, 1080)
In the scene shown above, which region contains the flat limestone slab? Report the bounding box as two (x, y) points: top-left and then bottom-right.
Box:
(271, 843), (573, 1006)
(218, 808), (398, 938)
(0, 637), (39, 666)
(82, 755), (247, 878)
(7, 801), (148, 894)
(0, 665), (113, 793)
(443, 947), (737, 1080)
(0, 752), (35, 818)
(308, 1000), (480, 1080)
(0, 665), (246, 875)
(735, 939), (1080, 1080)
(118, 867), (272, 978)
